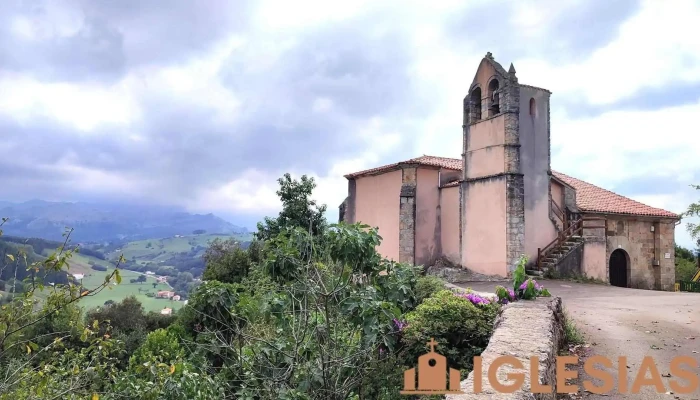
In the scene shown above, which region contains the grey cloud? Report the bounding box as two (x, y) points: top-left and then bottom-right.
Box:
(605, 169), (700, 198)
(0, 0), (254, 83)
(558, 81), (700, 119)
(0, 13), (431, 208)
(446, 0), (641, 64)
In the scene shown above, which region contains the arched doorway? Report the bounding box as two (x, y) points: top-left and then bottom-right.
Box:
(609, 249), (628, 287)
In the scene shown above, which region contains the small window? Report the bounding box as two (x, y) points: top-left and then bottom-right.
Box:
(529, 98), (536, 116)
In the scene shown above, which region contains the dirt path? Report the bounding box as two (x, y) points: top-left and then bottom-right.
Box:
(456, 280), (700, 399)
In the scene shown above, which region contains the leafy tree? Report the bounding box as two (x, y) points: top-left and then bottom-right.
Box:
(683, 184), (700, 241)
(676, 244), (696, 262)
(676, 244), (698, 281)
(202, 239), (251, 284)
(255, 173), (328, 241)
(0, 220), (124, 397)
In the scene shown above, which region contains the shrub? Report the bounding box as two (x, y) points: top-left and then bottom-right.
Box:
(402, 290), (499, 371)
(145, 292), (155, 298)
(517, 278), (551, 300)
(494, 285), (516, 304)
(676, 257), (697, 282)
(415, 275), (446, 304)
(91, 264), (108, 271)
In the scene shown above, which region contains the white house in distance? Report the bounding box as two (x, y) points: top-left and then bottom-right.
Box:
(160, 308), (172, 315)
(72, 273), (84, 280)
(156, 290), (175, 299)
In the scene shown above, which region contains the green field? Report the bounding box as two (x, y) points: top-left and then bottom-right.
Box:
(110, 233), (251, 263)
(75, 269), (183, 313)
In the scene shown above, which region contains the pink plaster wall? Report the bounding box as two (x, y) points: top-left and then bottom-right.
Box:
(415, 168), (440, 266)
(523, 180), (556, 262)
(582, 241), (607, 281)
(551, 181), (563, 209)
(465, 116), (506, 179)
(467, 117), (505, 150)
(440, 186), (460, 264)
(354, 170), (402, 261)
(462, 178), (507, 276)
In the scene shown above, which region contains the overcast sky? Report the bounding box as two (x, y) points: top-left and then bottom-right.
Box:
(0, 0), (698, 248)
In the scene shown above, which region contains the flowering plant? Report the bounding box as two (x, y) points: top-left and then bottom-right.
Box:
(495, 285), (517, 304)
(518, 277), (551, 300)
(457, 292), (493, 306)
(392, 318), (407, 332)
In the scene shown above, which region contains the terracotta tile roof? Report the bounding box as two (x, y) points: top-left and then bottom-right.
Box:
(551, 171), (679, 219)
(343, 155), (461, 178)
(345, 155), (679, 219)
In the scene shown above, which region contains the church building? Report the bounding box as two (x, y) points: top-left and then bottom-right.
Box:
(339, 53), (680, 291)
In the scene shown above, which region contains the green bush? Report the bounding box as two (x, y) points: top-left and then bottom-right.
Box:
(402, 290), (499, 371)
(676, 258), (697, 282)
(415, 275), (446, 304)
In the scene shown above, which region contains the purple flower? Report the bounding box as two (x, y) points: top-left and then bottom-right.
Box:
(507, 289), (516, 300)
(457, 292), (492, 306)
(393, 318), (407, 332)
(519, 279), (545, 292)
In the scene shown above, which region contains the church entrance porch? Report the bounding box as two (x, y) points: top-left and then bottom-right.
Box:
(609, 249), (629, 288)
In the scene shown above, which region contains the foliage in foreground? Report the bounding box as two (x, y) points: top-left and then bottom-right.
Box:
(0, 174), (563, 399)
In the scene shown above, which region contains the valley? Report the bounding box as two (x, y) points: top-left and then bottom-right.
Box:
(0, 203), (253, 313)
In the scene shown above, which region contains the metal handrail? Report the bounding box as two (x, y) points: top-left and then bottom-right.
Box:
(536, 216), (606, 270)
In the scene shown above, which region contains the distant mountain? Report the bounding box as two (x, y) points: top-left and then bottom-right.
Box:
(0, 200), (248, 243)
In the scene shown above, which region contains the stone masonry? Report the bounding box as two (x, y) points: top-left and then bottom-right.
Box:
(605, 218), (675, 291)
(506, 174), (525, 272)
(503, 69), (525, 274)
(446, 297), (565, 400)
(399, 166), (417, 264)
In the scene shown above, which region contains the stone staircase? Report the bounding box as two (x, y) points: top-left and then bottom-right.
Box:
(527, 215), (586, 277)
(527, 235), (584, 276)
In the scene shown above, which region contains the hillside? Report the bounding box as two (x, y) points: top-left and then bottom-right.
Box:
(0, 200), (249, 243)
(0, 234), (206, 312)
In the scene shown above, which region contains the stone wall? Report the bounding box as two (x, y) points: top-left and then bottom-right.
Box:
(505, 174), (525, 273)
(606, 217), (675, 291)
(446, 297), (565, 400)
(399, 166), (417, 264)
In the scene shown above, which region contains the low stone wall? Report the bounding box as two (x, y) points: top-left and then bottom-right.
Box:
(427, 257), (509, 283)
(446, 297), (565, 400)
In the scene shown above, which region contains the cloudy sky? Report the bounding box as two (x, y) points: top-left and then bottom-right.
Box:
(0, 0), (698, 248)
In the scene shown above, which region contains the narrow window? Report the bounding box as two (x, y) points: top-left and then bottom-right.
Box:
(488, 79), (500, 116)
(470, 87), (482, 122)
(529, 97), (536, 116)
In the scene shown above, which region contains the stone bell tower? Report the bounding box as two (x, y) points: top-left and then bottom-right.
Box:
(459, 52), (525, 276)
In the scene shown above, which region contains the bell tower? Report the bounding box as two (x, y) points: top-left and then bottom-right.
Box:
(460, 52), (524, 276)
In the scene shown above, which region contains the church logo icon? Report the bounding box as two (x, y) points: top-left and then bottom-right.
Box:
(400, 338), (464, 395)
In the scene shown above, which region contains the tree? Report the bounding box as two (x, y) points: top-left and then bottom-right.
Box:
(202, 239), (251, 284)
(683, 184), (700, 241)
(255, 173), (328, 241)
(192, 229), (206, 235)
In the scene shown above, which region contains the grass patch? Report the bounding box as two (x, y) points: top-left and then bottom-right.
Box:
(110, 233), (251, 264)
(76, 269), (183, 313)
(563, 310), (585, 346)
